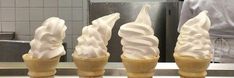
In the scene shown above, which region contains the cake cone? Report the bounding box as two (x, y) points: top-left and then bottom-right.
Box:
(72, 53), (110, 78)
(121, 55), (159, 78)
(22, 53), (60, 78)
(174, 53), (211, 78)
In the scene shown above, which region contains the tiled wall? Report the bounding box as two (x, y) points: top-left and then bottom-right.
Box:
(0, 0), (88, 61)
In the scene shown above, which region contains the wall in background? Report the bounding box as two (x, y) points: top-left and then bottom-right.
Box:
(0, 0), (88, 61)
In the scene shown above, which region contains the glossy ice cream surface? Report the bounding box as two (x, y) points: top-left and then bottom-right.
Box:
(28, 17), (67, 59)
(174, 11), (212, 60)
(118, 5), (160, 60)
(73, 13), (120, 58)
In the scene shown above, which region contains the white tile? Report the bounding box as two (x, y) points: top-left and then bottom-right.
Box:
(58, 0), (71, 8)
(30, 22), (42, 35)
(30, 0), (43, 8)
(72, 8), (83, 21)
(44, 0), (58, 8)
(30, 8), (44, 21)
(30, 35), (34, 40)
(72, 0), (82, 8)
(15, 35), (31, 41)
(16, 22), (30, 35)
(1, 8), (15, 22)
(72, 35), (79, 48)
(44, 8), (58, 19)
(72, 22), (83, 35)
(82, 0), (88, 26)
(58, 8), (72, 21)
(16, 0), (29, 7)
(16, 8), (29, 21)
(1, 0), (15, 7)
(2, 22), (15, 32)
(65, 21), (72, 35)
(64, 34), (72, 49)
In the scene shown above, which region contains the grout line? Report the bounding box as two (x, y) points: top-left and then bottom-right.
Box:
(14, 0), (16, 34)
(57, 0), (59, 17)
(27, 0), (30, 37)
(29, 0), (31, 36)
(43, 0), (45, 20)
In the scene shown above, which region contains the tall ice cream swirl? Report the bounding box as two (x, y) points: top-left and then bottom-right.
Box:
(118, 5), (160, 60)
(174, 11), (212, 59)
(28, 17), (67, 59)
(73, 13), (120, 58)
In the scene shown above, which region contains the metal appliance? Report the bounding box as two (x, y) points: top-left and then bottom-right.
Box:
(0, 40), (67, 62)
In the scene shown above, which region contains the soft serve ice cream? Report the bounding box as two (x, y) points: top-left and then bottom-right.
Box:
(118, 5), (159, 60)
(119, 5), (160, 78)
(28, 17), (67, 59)
(174, 11), (212, 59)
(73, 13), (120, 58)
(174, 11), (212, 78)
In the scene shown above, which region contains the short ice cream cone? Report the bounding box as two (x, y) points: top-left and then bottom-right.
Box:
(22, 53), (61, 78)
(72, 53), (110, 78)
(174, 53), (211, 78)
(121, 55), (160, 78)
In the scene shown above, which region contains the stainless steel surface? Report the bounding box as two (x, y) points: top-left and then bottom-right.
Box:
(0, 76), (234, 78)
(0, 40), (67, 62)
(89, 0), (180, 62)
(0, 32), (15, 40)
(0, 62), (234, 76)
(165, 1), (180, 62)
(0, 40), (30, 62)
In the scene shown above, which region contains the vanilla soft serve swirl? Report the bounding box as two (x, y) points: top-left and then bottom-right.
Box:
(175, 11), (212, 59)
(73, 13), (120, 58)
(28, 17), (67, 59)
(118, 5), (160, 60)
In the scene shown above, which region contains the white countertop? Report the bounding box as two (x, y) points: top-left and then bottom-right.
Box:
(1, 62), (234, 76)
(0, 76), (234, 78)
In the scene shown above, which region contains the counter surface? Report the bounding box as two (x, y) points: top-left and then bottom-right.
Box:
(0, 76), (234, 78)
(0, 62), (234, 76)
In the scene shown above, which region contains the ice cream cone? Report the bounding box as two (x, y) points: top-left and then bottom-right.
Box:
(174, 53), (211, 78)
(121, 55), (159, 78)
(22, 53), (61, 78)
(72, 53), (110, 78)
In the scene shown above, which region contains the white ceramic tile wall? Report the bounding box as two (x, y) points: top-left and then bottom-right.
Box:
(16, 0), (29, 8)
(59, 0), (72, 8)
(29, 22), (42, 35)
(43, 8), (58, 19)
(16, 8), (29, 21)
(59, 8), (72, 21)
(65, 21), (72, 35)
(72, 8), (83, 21)
(0, 0), (86, 62)
(1, 8), (15, 21)
(1, 0), (15, 8)
(30, 0), (43, 8)
(15, 22), (30, 35)
(2, 22), (15, 32)
(44, 0), (58, 8)
(29, 8), (44, 21)
(72, 21), (83, 35)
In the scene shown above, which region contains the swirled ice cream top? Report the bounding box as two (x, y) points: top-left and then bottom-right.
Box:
(28, 17), (67, 59)
(175, 11), (212, 59)
(73, 13), (120, 58)
(118, 5), (160, 60)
